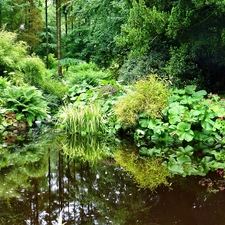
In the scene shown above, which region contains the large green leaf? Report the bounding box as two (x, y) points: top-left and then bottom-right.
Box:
(168, 103), (185, 115)
(201, 119), (215, 130)
(168, 114), (181, 124)
(184, 85), (196, 94)
(168, 163), (184, 174)
(177, 145), (194, 156)
(177, 122), (191, 131)
(139, 118), (154, 128)
(178, 130), (194, 142)
(177, 155), (192, 164)
(192, 90), (207, 98)
(176, 123), (194, 141)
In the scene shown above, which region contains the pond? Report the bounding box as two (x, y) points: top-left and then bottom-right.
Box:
(0, 129), (225, 225)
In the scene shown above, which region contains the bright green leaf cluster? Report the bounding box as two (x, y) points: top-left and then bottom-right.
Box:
(135, 85), (225, 176)
(0, 85), (49, 127)
(114, 74), (170, 128)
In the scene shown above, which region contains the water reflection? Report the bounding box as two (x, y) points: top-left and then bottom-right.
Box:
(0, 133), (225, 224)
(62, 134), (108, 164)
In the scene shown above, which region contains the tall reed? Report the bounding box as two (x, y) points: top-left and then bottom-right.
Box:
(58, 102), (103, 135)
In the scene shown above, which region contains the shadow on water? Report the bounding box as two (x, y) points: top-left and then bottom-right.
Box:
(0, 129), (225, 225)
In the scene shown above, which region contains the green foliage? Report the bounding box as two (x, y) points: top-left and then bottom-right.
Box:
(59, 58), (81, 69)
(63, 0), (128, 67)
(165, 44), (206, 89)
(0, 85), (49, 126)
(65, 62), (110, 87)
(0, 29), (57, 91)
(57, 103), (104, 135)
(135, 85), (225, 176)
(63, 62), (113, 104)
(41, 77), (68, 100)
(0, 29), (27, 75)
(19, 55), (46, 86)
(44, 53), (58, 69)
(114, 75), (170, 128)
(116, 0), (225, 92)
(114, 149), (173, 190)
(116, 0), (168, 56)
(118, 47), (169, 84)
(135, 85), (225, 145)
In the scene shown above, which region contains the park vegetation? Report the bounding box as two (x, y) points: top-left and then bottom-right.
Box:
(0, 0), (225, 190)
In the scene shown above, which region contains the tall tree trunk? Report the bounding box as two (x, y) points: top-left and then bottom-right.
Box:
(45, 0), (49, 68)
(56, 0), (63, 75)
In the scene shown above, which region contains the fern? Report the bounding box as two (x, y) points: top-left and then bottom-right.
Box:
(1, 85), (49, 126)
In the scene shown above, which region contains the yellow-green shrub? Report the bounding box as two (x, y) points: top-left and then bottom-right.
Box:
(114, 74), (170, 128)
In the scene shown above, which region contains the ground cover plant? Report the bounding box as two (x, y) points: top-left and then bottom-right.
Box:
(0, 76), (50, 145)
(115, 83), (225, 177)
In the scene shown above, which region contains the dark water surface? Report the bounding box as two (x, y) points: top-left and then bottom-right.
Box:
(0, 142), (225, 224)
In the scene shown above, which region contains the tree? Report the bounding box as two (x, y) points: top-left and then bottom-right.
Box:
(116, 0), (225, 92)
(56, 0), (62, 75)
(45, 0), (49, 68)
(63, 0), (129, 67)
(0, 0), (43, 51)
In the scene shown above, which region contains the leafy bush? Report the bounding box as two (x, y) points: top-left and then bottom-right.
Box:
(41, 78), (68, 100)
(118, 47), (169, 84)
(114, 74), (170, 128)
(19, 55), (46, 86)
(0, 85), (49, 126)
(65, 62), (110, 87)
(0, 29), (52, 89)
(135, 85), (225, 176)
(137, 85), (225, 144)
(0, 29), (27, 75)
(44, 53), (58, 69)
(165, 44), (204, 89)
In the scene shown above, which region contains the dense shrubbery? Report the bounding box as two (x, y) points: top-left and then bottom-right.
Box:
(114, 75), (170, 128)
(124, 85), (225, 177)
(1, 27), (225, 189)
(0, 84), (49, 127)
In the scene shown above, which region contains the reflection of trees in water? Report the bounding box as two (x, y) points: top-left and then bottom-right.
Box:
(1, 135), (225, 225)
(0, 134), (161, 225)
(55, 154), (159, 225)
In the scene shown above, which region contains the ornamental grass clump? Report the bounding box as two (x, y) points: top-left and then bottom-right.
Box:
(58, 103), (103, 135)
(114, 74), (170, 128)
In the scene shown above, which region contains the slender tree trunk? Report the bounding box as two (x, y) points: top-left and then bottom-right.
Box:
(56, 0), (63, 75)
(45, 0), (49, 68)
(65, 11), (68, 35)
